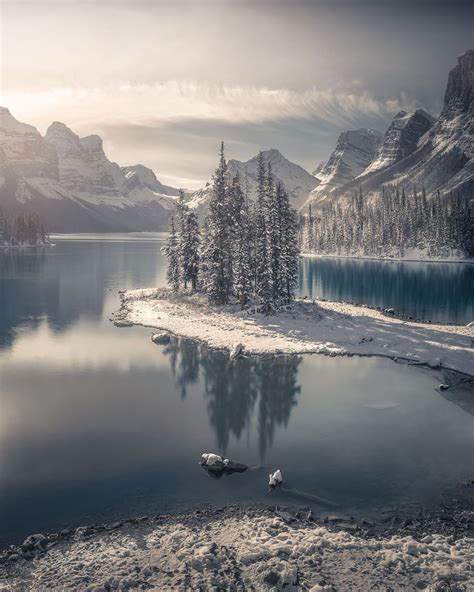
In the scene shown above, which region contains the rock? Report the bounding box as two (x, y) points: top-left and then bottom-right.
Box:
(199, 453), (248, 477)
(428, 357), (441, 369)
(263, 570), (280, 586)
(466, 321), (474, 327)
(439, 384), (450, 391)
(113, 319), (133, 328)
(22, 533), (48, 551)
(268, 469), (283, 488)
(384, 308), (395, 315)
(151, 332), (170, 345)
(229, 342), (244, 360)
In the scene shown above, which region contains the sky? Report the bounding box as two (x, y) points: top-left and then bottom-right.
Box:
(1, 0), (473, 189)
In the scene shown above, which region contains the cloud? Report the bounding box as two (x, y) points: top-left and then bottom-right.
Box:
(2, 81), (421, 132)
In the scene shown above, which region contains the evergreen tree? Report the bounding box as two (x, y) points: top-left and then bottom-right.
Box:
(254, 152), (273, 310)
(201, 142), (232, 304)
(230, 173), (253, 306)
(162, 214), (180, 292)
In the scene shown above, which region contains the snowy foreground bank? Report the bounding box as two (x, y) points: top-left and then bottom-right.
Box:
(1, 505), (472, 591)
(117, 289), (474, 378)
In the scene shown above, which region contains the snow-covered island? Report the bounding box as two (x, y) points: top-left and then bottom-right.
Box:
(117, 288), (474, 378)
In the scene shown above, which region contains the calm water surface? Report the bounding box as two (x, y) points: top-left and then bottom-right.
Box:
(0, 235), (473, 548)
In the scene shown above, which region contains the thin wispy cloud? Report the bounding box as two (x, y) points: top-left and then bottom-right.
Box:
(2, 81), (421, 133)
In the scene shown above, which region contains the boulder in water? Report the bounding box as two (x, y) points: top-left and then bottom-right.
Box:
(268, 469), (283, 489)
(151, 332), (170, 345)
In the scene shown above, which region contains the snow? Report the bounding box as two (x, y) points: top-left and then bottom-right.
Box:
(2, 510), (472, 591)
(186, 149), (319, 213)
(118, 289), (474, 377)
(300, 251), (474, 263)
(269, 469), (283, 488)
(303, 129), (383, 208)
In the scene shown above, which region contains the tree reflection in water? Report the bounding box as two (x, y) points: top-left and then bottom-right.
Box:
(163, 337), (301, 459)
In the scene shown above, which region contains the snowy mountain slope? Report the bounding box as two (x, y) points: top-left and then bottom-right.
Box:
(0, 110), (179, 231)
(304, 50), (473, 208)
(186, 148), (319, 214)
(362, 109), (435, 175)
(303, 129), (383, 208)
(122, 164), (178, 210)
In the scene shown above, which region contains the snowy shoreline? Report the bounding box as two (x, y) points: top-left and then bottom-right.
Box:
(2, 498), (473, 591)
(300, 252), (474, 264)
(116, 289), (474, 378)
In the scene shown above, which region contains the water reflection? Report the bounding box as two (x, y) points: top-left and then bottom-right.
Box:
(300, 257), (474, 324)
(163, 338), (301, 458)
(0, 239), (166, 349)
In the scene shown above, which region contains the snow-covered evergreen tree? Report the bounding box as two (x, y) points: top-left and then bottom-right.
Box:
(201, 142), (232, 304)
(162, 214), (180, 292)
(230, 173), (253, 306)
(301, 185), (473, 259)
(254, 152), (273, 310)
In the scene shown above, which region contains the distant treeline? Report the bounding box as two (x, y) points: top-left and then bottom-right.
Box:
(0, 210), (50, 247)
(300, 187), (473, 259)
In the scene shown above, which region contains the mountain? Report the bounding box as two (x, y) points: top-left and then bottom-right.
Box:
(122, 164), (180, 198)
(362, 109), (435, 175)
(0, 109), (178, 232)
(186, 148), (319, 214)
(306, 129), (383, 207)
(304, 50), (473, 210)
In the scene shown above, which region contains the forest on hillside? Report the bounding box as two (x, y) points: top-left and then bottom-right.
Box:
(300, 187), (473, 259)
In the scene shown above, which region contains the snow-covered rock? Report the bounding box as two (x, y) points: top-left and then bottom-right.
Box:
(151, 332), (171, 345)
(362, 109), (435, 175)
(268, 469), (283, 488)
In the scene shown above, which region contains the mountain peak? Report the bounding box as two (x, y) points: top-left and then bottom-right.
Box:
(443, 48), (474, 114)
(0, 107), (39, 136)
(80, 134), (104, 153)
(46, 121), (79, 141)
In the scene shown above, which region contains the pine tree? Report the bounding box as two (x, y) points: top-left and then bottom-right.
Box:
(278, 183), (300, 302)
(162, 214), (180, 292)
(230, 173), (253, 306)
(254, 152), (273, 311)
(201, 142), (232, 304)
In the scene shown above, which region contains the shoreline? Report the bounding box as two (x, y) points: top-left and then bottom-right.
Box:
(300, 252), (474, 264)
(115, 289), (474, 379)
(2, 481), (472, 591)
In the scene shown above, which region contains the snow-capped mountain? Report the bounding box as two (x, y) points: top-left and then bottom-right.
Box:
(304, 50), (473, 209)
(122, 164), (180, 198)
(186, 148), (319, 214)
(305, 129), (383, 207)
(362, 109), (435, 175)
(0, 109), (178, 232)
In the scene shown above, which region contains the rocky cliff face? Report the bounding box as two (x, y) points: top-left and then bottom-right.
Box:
(363, 110), (435, 175)
(0, 112), (178, 231)
(303, 50), (473, 210)
(0, 107), (58, 179)
(305, 129), (383, 206)
(45, 123), (125, 196)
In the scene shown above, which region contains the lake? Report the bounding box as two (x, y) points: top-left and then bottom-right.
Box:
(0, 235), (473, 548)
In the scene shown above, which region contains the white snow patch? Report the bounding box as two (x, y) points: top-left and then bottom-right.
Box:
(119, 289), (474, 377)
